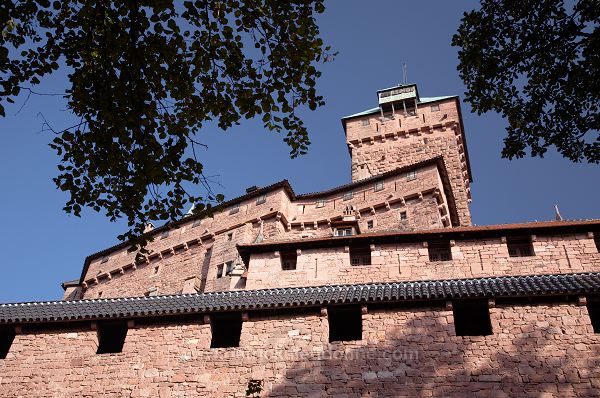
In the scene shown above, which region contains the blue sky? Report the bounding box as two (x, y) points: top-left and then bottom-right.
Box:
(0, 0), (598, 303)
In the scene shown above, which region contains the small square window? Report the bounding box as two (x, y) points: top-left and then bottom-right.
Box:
(225, 261), (234, 275)
(361, 119), (370, 126)
(507, 237), (535, 257)
(452, 300), (492, 336)
(96, 321), (128, 354)
(256, 195), (266, 205)
(192, 219), (202, 228)
(350, 245), (371, 266)
(374, 181), (384, 192)
(586, 297), (600, 333)
(328, 305), (362, 342)
(334, 227), (354, 237)
(229, 205), (240, 215)
(216, 264), (224, 279)
(400, 211), (407, 221)
(343, 192), (354, 201)
(227, 232), (233, 241)
(160, 230), (169, 239)
(281, 251), (297, 271)
(428, 241), (452, 262)
(100, 256), (109, 264)
(210, 313), (242, 348)
(406, 170), (417, 181)
(315, 200), (326, 208)
(367, 220), (374, 229)
(430, 104), (440, 112)
(0, 327), (16, 359)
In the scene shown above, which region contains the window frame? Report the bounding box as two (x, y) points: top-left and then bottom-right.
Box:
(256, 194), (267, 205)
(374, 181), (384, 192)
(428, 241), (452, 262)
(349, 245), (371, 266)
(280, 251), (297, 271)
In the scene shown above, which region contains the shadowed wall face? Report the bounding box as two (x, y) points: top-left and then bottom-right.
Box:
(0, 302), (599, 397)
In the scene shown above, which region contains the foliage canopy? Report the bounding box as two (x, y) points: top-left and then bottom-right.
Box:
(453, 0), (599, 163)
(0, 0), (332, 248)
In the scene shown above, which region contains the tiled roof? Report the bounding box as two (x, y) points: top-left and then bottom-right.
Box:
(3, 273), (600, 325)
(341, 96), (458, 120)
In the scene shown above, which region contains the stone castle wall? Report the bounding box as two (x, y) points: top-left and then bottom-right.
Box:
(1, 302), (599, 397)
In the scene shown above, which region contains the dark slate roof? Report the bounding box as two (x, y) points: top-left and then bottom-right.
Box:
(3, 273), (600, 325)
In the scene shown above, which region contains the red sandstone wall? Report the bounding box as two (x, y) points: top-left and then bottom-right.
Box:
(345, 98), (471, 226)
(246, 234), (600, 290)
(1, 303), (599, 397)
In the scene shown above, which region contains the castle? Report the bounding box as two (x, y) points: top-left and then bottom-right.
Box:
(1, 83), (600, 397)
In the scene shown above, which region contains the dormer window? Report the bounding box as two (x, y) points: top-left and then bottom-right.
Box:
(334, 227), (354, 237)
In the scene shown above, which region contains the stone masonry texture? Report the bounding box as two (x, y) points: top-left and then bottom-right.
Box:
(1, 84), (600, 397)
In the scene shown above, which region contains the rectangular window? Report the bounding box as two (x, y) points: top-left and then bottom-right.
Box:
(160, 230), (169, 239)
(350, 245), (371, 266)
(192, 219), (202, 228)
(406, 170), (417, 181)
(452, 300), (492, 336)
(210, 312), (242, 348)
(281, 251), (297, 271)
(216, 264), (224, 279)
(343, 192), (354, 201)
(256, 195), (266, 205)
(100, 256), (109, 264)
(225, 261), (234, 275)
(96, 321), (128, 354)
(328, 305), (362, 342)
(367, 220), (374, 229)
(229, 205), (240, 215)
(400, 211), (407, 221)
(428, 241), (452, 262)
(315, 200), (325, 208)
(0, 327), (16, 359)
(587, 297), (600, 333)
(374, 181), (384, 192)
(227, 232), (233, 241)
(507, 236), (535, 257)
(361, 119), (370, 126)
(334, 227), (354, 237)
(430, 104), (440, 112)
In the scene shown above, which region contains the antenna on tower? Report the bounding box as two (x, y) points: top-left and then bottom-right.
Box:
(402, 63), (407, 85)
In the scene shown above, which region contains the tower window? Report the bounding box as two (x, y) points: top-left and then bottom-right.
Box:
(367, 220), (374, 229)
(406, 170), (417, 181)
(328, 305), (362, 342)
(587, 297), (600, 333)
(210, 313), (242, 348)
(400, 211), (407, 221)
(343, 192), (354, 201)
(428, 241), (452, 262)
(315, 200), (325, 208)
(350, 245), (371, 266)
(0, 327), (16, 359)
(227, 232), (233, 241)
(452, 300), (492, 336)
(280, 251), (297, 271)
(507, 237), (535, 257)
(361, 119), (370, 126)
(96, 321), (128, 354)
(430, 104), (440, 112)
(229, 205), (240, 215)
(216, 264), (224, 279)
(374, 181), (384, 192)
(256, 195), (266, 205)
